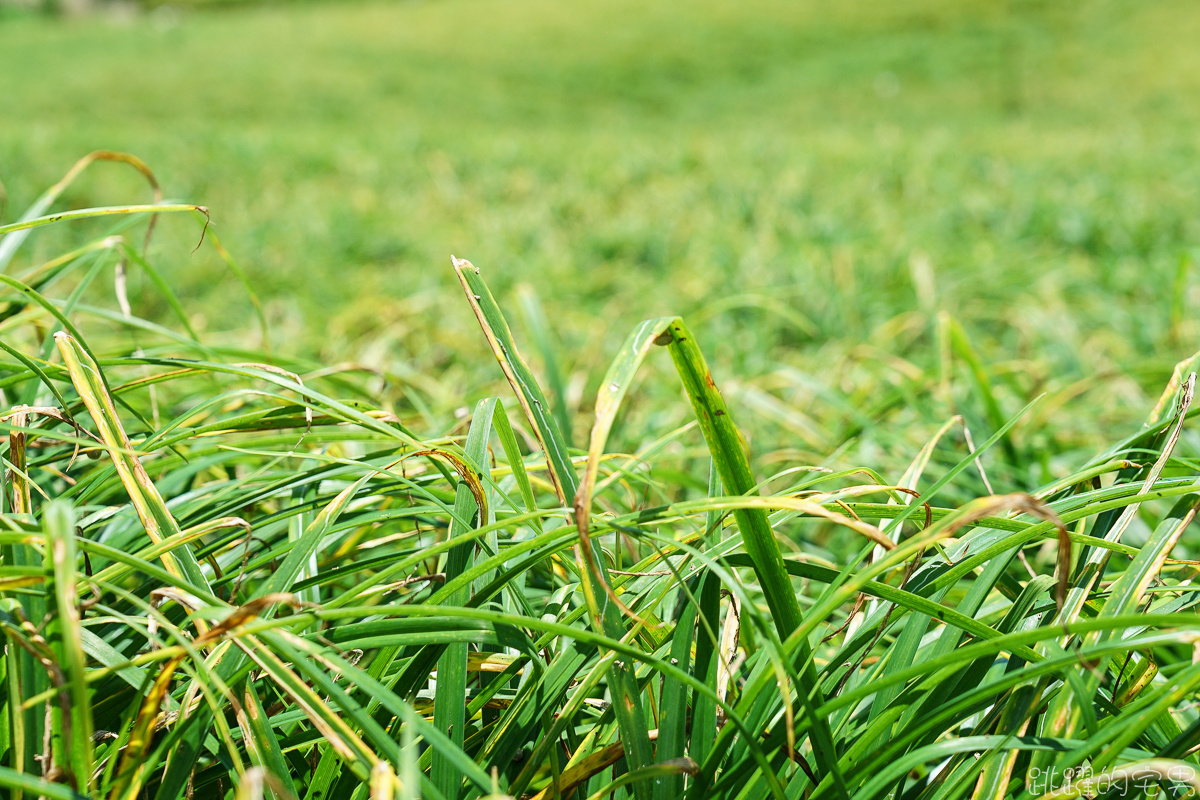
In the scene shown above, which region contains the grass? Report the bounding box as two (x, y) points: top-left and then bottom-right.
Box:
(3, 0), (1200, 797)
(3, 157), (1200, 800)
(3, 0), (1200, 477)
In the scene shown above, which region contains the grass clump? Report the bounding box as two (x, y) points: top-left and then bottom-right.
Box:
(3, 156), (1200, 800)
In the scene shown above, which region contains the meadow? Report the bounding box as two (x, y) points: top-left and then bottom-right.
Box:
(3, 0), (1200, 798)
(3, 0), (1199, 468)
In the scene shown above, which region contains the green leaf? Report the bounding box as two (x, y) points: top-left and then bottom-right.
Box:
(433, 398), (495, 800)
(42, 501), (94, 794)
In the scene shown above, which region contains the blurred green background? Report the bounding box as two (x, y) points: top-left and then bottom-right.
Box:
(2, 0), (1199, 483)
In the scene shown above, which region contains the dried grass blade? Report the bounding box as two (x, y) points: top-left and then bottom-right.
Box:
(54, 332), (212, 596)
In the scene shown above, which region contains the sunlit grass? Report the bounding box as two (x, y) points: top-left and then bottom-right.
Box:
(4, 2), (1200, 793)
(2, 152), (1200, 799)
(2, 0), (1200, 485)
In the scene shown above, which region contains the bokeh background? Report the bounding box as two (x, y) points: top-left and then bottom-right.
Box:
(3, 0), (1200, 487)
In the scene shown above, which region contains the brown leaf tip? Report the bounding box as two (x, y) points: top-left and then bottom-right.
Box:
(451, 255), (479, 274)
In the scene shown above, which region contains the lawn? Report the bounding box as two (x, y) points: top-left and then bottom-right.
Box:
(3, 0), (1200, 798)
(3, 0), (1200, 468)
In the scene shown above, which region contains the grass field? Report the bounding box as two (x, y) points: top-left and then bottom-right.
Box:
(4, 1), (1200, 798)
(4, 0), (1200, 468)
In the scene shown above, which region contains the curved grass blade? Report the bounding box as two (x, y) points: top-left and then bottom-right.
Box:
(0, 274), (103, 367)
(0, 340), (74, 415)
(0, 204), (208, 240)
(0, 150), (162, 271)
(1031, 373), (1195, 778)
(54, 332), (213, 597)
(0, 766), (88, 800)
(583, 758), (698, 800)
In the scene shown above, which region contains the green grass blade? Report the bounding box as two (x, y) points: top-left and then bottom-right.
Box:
(453, 257), (577, 503)
(0, 340), (74, 414)
(686, 464), (724, 780)
(42, 501), (94, 794)
(516, 282), (574, 448)
(453, 257), (654, 796)
(0, 150), (161, 271)
(0, 203), (207, 239)
(688, 569), (722, 776)
(241, 682), (300, 800)
(0, 274), (102, 365)
(0, 766), (88, 800)
(654, 317), (845, 790)
(653, 588), (699, 800)
(654, 319), (803, 633)
(943, 315), (1020, 469)
(433, 398), (495, 800)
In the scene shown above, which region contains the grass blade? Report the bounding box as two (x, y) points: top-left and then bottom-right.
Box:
(654, 317), (845, 789)
(0, 204), (208, 239)
(433, 398), (495, 800)
(42, 501), (93, 794)
(241, 682), (300, 800)
(0, 150), (161, 271)
(453, 256), (576, 504)
(516, 283), (574, 448)
(54, 331), (213, 597)
(453, 257), (654, 796)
